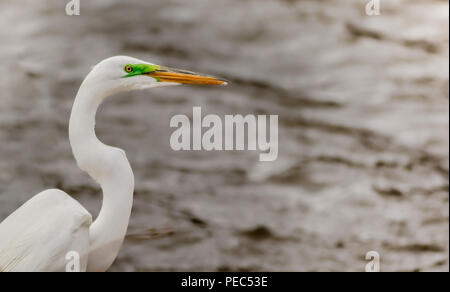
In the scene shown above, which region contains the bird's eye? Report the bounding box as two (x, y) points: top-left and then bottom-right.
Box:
(124, 65), (133, 73)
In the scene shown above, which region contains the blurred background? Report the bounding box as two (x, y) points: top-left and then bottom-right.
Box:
(0, 0), (448, 271)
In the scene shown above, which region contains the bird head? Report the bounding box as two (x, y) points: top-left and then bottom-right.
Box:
(86, 56), (227, 93)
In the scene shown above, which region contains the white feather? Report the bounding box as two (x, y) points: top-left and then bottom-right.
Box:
(0, 189), (91, 272)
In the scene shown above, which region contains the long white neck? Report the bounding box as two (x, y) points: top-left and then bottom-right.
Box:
(69, 76), (134, 272)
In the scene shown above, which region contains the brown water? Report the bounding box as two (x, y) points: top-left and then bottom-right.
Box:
(0, 0), (448, 271)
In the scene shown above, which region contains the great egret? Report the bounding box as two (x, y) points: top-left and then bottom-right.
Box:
(0, 56), (227, 272)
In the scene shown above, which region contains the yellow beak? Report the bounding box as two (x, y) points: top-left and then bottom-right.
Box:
(145, 67), (228, 85)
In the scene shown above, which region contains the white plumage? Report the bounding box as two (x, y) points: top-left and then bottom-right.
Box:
(0, 189), (91, 272)
(0, 56), (226, 272)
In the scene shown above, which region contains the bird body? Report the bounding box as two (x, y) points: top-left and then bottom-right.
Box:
(0, 56), (226, 272)
(0, 189), (91, 272)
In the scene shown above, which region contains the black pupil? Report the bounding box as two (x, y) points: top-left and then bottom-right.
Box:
(127, 66), (132, 72)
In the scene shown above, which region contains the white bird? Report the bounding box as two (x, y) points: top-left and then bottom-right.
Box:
(0, 56), (227, 272)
